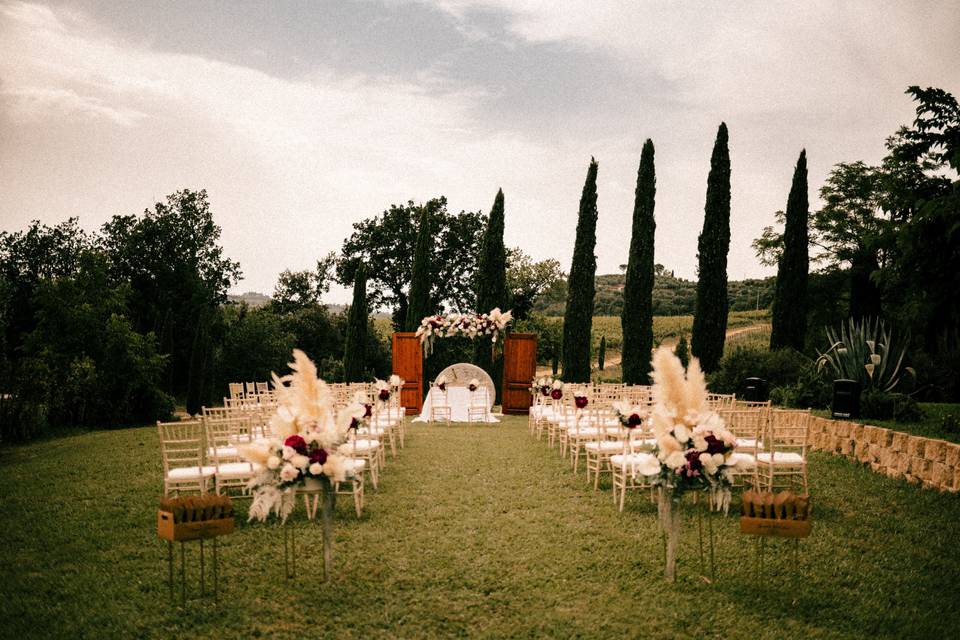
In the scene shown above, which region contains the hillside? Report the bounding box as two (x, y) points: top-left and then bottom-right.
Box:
(532, 273), (775, 316)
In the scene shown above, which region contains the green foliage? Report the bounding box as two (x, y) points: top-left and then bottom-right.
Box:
(675, 335), (690, 369)
(597, 335), (606, 371)
(770, 364), (833, 409)
(343, 264), (369, 382)
(817, 317), (913, 392)
(216, 305), (296, 391)
(474, 189), (508, 394)
(405, 208), (434, 331)
(621, 139), (656, 384)
(270, 255), (335, 315)
(505, 248), (563, 321)
(337, 198), (484, 329)
(941, 412), (960, 435)
(692, 123), (732, 372)
(860, 390), (924, 423)
(562, 158), (599, 382)
(770, 149), (809, 351)
(709, 347), (809, 395)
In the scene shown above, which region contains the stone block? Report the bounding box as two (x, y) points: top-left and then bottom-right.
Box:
(897, 452), (912, 474)
(891, 432), (907, 453)
(925, 440), (946, 463)
(906, 436), (926, 458)
(945, 444), (960, 468)
(954, 467), (960, 491)
(852, 423), (865, 441)
(863, 425), (878, 444)
(835, 421), (850, 437)
(931, 462), (949, 487)
(841, 438), (855, 456)
(910, 457), (931, 479)
(878, 428), (893, 448)
(868, 443), (882, 463)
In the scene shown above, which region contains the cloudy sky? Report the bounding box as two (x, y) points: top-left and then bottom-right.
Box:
(1, 1), (958, 304)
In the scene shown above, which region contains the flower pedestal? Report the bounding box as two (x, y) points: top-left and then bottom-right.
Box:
(658, 490), (681, 583)
(302, 476), (337, 583)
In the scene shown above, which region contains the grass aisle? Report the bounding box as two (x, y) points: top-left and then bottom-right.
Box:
(1, 417), (959, 639)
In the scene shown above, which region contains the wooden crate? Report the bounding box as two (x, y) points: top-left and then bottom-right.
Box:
(157, 511), (235, 542)
(739, 517), (811, 539)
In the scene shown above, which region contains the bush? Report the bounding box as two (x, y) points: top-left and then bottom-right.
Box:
(941, 413), (960, 434)
(709, 347), (809, 395)
(860, 389), (924, 422)
(770, 363), (833, 409)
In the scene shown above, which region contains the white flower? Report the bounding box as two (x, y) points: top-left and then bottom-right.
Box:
(692, 435), (708, 452)
(665, 451), (686, 470)
(711, 452), (725, 466)
(267, 455), (281, 470)
(291, 454), (309, 469)
(674, 423), (691, 444)
(636, 455), (661, 476)
(702, 456), (718, 475)
(552, 379), (563, 390)
(389, 374), (403, 388)
(282, 445), (296, 460)
(469, 378), (480, 388)
(437, 374), (447, 385)
(280, 464), (299, 482)
(309, 462), (323, 475)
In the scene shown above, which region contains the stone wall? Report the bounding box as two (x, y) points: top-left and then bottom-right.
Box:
(807, 416), (960, 492)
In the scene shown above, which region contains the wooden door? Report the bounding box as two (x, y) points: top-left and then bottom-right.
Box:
(501, 333), (537, 415)
(391, 332), (423, 415)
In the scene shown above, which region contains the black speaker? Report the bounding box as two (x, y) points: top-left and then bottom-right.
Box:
(831, 379), (861, 418)
(741, 377), (769, 402)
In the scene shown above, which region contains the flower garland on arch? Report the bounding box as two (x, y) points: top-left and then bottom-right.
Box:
(415, 307), (513, 357)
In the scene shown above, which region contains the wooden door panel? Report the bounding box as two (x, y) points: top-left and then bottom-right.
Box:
(502, 333), (537, 415)
(391, 332), (423, 415)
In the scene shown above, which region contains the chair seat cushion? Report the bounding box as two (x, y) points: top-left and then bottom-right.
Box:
(568, 427), (602, 437)
(217, 461), (255, 477)
(342, 439), (380, 453)
(728, 452), (757, 469)
(168, 465), (216, 480)
(610, 452), (660, 476)
(735, 438), (760, 449)
(755, 451), (804, 465)
(345, 458), (366, 473)
(584, 441), (624, 452)
(209, 446), (238, 459)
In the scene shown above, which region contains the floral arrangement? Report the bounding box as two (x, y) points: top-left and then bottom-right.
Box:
(240, 349), (365, 522)
(436, 374), (447, 391)
(550, 379), (564, 400)
(468, 378), (479, 392)
(530, 375), (554, 397)
(612, 402), (646, 430)
(573, 389), (589, 409)
(389, 374), (404, 391)
(415, 307), (513, 356)
(374, 378), (392, 403)
(647, 346), (748, 512)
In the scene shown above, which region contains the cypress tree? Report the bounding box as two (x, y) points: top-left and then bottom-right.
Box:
(598, 335), (606, 371)
(621, 139), (657, 383)
(405, 208), (432, 331)
(770, 149), (809, 351)
(474, 189), (508, 381)
(343, 263), (368, 382)
(675, 334), (690, 369)
(691, 123), (732, 373)
(551, 352), (559, 376)
(562, 158), (599, 382)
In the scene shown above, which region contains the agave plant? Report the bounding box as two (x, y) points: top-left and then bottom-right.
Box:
(816, 317), (915, 392)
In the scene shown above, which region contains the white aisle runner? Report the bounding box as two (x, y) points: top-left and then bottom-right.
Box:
(413, 386), (500, 423)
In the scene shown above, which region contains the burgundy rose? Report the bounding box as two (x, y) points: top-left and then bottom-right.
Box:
(284, 435), (307, 454)
(627, 413), (642, 429)
(309, 448), (328, 465)
(685, 450), (703, 472)
(551, 389), (563, 400)
(574, 396), (588, 409)
(469, 384), (478, 392)
(540, 385), (550, 396)
(350, 417), (360, 431)
(438, 382), (446, 391)
(364, 404), (373, 418)
(378, 389), (390, 401)
(704, 434), (725, 455)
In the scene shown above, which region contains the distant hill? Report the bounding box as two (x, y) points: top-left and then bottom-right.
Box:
(532, 273), (775, 317)
(227, 291), (271, 308)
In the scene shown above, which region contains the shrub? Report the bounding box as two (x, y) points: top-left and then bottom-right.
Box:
(860, 389), (924, 422)
(770, 363), (832, 409)
(941, 413), (960, 435)
(709, 347), (808, 395)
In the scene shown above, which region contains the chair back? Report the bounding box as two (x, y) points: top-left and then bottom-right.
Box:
(718, 409), (770, 451)
(769, 409), (811, 456)
(158, 420), (206, 475)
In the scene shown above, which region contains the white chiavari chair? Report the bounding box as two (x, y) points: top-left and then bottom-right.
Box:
(756, 409), (811, 493)
(158, 420), (215, 497)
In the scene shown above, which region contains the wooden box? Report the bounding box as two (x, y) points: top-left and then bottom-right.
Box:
(739, 517), (811, 539)
(157, 511), (235, 542)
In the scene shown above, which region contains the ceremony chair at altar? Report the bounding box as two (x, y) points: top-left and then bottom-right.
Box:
(158, 420), (215, 497)
(302, 459), (366, 519)
(204, 416), (257, 497)
(430, 380), (452, 424)
(755, 409), (811, 493)
(467, 386), (491, 424)
(414, 363), (498, 423)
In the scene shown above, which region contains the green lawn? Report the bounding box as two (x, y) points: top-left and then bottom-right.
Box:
(2, 417), (959, 639)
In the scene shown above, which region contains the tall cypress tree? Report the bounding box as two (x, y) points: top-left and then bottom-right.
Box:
(621, 139), (657, 383)
(405, 208), (432, 331)
(691, 123), (732, 373)
(343, 263), (368, 381)
(474, 189), (508, 396)
(562, 158), (599, 382)
(770, 149), (809, 351)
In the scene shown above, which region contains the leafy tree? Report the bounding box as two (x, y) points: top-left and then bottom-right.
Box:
(562, 158), (599, 382)
(99, 189), (241, 399)
(692, 123), (732, 373)
(216, 304), (296, 391)
(770, 150), (809, 351)
(343, 264), (368, 382)
(405, 208), (433, 331)
(597, 335), (606, 371)
(506, 248), (563, 321)
(337, 198), (483, 329)
(270, 254), (335, 314)
(621, 139), (656, 383)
